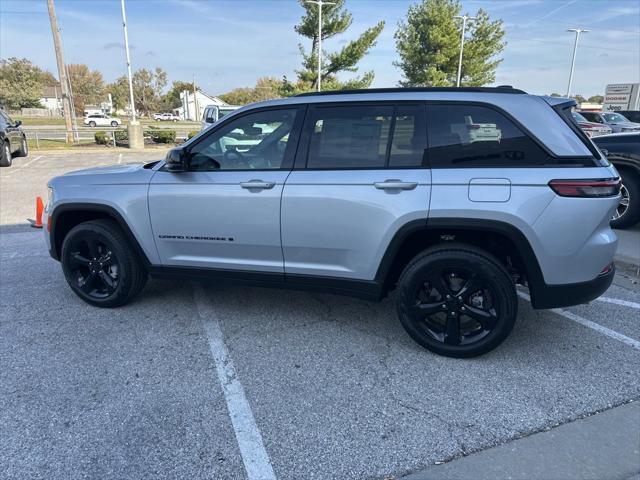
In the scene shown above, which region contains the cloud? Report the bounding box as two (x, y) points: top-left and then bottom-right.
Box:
(145, 50), (156, 57)
(102, 42), (136, 51)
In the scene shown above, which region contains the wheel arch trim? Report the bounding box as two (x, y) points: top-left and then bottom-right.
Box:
(49, 202), (151, 266)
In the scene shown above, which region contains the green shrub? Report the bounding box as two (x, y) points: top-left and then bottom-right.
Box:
(94, 131), (108, 145)
(114, 130), (128, 142)
(187, 130), (199, 139)
(146, 129), (176, 144)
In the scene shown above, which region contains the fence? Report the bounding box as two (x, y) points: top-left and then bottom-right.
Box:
(24, 127), (195, 149)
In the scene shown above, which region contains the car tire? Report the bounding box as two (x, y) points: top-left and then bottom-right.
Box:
(16, 136), (28, 157)
(396, 243), (518, 358)
(110, 121), (118, 127)
(611, 169), (640, 229)
(173, 119), (178, 122)
(0, 141), (12, 167)
(89, 121), (96, 127)
(61, 219), (148, 308)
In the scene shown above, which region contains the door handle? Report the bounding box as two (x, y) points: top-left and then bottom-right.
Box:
(374, 180), (418, 190)
(240, 180), (276, 190)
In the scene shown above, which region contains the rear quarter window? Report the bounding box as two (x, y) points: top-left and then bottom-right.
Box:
(426, 104), (548, 167)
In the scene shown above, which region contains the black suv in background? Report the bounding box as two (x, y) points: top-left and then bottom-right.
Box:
(0, 110), (28, 167)
(618, 110), (640, 124)
(593, 132), (640, 229)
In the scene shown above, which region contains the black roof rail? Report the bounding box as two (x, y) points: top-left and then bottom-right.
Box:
(295, 86), (527, 97)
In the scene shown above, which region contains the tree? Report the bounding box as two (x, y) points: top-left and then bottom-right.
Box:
(67, 64), (105, 115)
(106, 76), (130, 112)
(295, 0), (384, 91)
(132, 67), (167, 115)
(588, 95), (604, 104)
(0, 57), (56, 109)
(163, 80), (198, 110)
(572, 94), (586, 104)
(219, 77), (291, 105)
(549, 92), (563, 97)
(394, 0), (505, 87)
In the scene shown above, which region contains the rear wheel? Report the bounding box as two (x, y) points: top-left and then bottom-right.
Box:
(0, 141), (11, 167)
(110, 121), (118, 127)
(611, 170), (640, 229)
(396, 244), (518, 358)
(61, 219), (147, 307)
(89, 121), (96, 127)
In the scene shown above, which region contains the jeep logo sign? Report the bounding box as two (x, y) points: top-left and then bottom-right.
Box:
(603, 83), (640, 111)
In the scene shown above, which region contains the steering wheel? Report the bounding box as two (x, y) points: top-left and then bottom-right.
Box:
(224, 149), (252, 169)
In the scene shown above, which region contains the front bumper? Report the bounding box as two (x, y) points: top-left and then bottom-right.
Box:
(530, 265), (615, 309)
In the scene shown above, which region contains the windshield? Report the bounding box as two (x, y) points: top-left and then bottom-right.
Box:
(572, 112), (588, 123)
(603, 113), (629, 123)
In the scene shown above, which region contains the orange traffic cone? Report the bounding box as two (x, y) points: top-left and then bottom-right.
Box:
(31, 196), (44, 229)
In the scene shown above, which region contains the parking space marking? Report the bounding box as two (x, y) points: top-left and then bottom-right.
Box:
(596, 296), (640, 310)
(193, 283), (277, 480)
(1, 155), (43, 176)
(118, 153), (123, 164)
(518, 291), (640, 350)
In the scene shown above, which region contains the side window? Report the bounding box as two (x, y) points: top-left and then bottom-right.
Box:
(188, 108), (299, 171)
(307, 105), (393, 169)
(426, 104), (547, 167)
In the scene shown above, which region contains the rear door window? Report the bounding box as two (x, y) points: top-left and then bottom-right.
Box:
(305, 104), (426, 169)
(426, 104), (548, 167)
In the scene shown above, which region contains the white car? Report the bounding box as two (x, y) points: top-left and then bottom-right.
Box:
(153, 113), (180, 122)
(83, 114), (121, 127)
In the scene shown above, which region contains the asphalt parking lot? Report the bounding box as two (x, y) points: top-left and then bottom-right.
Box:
(1, 152), (639, 480)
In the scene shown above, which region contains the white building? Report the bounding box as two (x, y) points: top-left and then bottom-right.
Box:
(39, 86), (63, 113)
(174, 90), (227, 121)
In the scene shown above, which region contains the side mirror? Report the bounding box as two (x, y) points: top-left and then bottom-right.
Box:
(15, 120), (22, 127)
(165, 147), (189, 172)
(205, 117), (214, 124)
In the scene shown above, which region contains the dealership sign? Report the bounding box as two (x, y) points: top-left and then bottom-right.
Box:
(603, 83), (639, 111)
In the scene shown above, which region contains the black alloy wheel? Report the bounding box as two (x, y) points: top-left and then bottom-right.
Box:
(397, 244), (518, 357)
(61, 219), (147, 307)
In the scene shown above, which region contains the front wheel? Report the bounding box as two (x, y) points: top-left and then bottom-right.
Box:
(16, 136), (28, 157)
(61, 219), (147, 307)
(89, 121), (96, 127)
(110, 121), (118, 127)
(396, 244), (518, 358)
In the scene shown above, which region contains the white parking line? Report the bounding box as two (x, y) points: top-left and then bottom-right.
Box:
(596, 296), (640, 310)
(518, 291), (640, 350)
(1, 155), (43, 176)
(193, 283), (277, 480)
(118, 153), (123, 164)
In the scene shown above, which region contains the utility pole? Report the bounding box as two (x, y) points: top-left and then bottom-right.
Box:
(120, 0), (136, 122)
(454, 14), (475, 87)
(193, 74), (198, 121)
(305, 0), (335, 92)
(566, 28), (588, 98)
(120, 0), (143, 149)
(46, 0), (74, 143)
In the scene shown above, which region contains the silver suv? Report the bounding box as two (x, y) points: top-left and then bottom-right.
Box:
(44, 87), (621, 357)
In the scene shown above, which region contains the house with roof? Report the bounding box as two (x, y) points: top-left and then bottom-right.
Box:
(173, 90), (228, 121)
(39, 86), (63, 113)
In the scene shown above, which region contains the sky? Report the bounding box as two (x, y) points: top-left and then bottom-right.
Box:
(1, 0), (639, 98)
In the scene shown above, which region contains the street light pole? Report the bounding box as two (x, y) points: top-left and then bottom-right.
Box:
(305, 0), (335, 92)
(566, 28), (588, 98)
(454, 14), (475, 87)
(120, 0), (136, 122)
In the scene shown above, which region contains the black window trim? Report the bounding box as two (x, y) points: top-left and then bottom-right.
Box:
(166, 104), (307, 173)
(294, 101), (429, 171)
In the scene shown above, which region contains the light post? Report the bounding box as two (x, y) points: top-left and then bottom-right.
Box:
(454, 14), (475, 87)
(305, 0), (335, 92)
(120, 0), (143, 148)
(566, 28), (588, 98)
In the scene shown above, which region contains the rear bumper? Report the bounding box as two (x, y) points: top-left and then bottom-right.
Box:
(530, 265), (615, 309)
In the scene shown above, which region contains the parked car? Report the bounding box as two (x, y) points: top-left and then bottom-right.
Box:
(617, 110), (640, 124)
(201, 104), (241, 130)
(571, 111), (612, 137)
(593, 132), (640, 229)
(83, 114), (121, 127)
(0, 110), (28, 167)
(45, 87), (619, 358)
(153, 113), (180, 122)
(579, 111), (640, 133)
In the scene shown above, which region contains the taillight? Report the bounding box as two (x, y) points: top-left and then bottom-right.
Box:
(548, 178), (621, 198)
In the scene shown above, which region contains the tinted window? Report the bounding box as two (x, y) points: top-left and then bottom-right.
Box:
(306, 104), (426, 169)
(426, 104), (547, 167)
(389, 105), (427, 167)
(188, 108), (298, 171)
(580, 112), (602, 123)
(603, 113), (629, 123)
